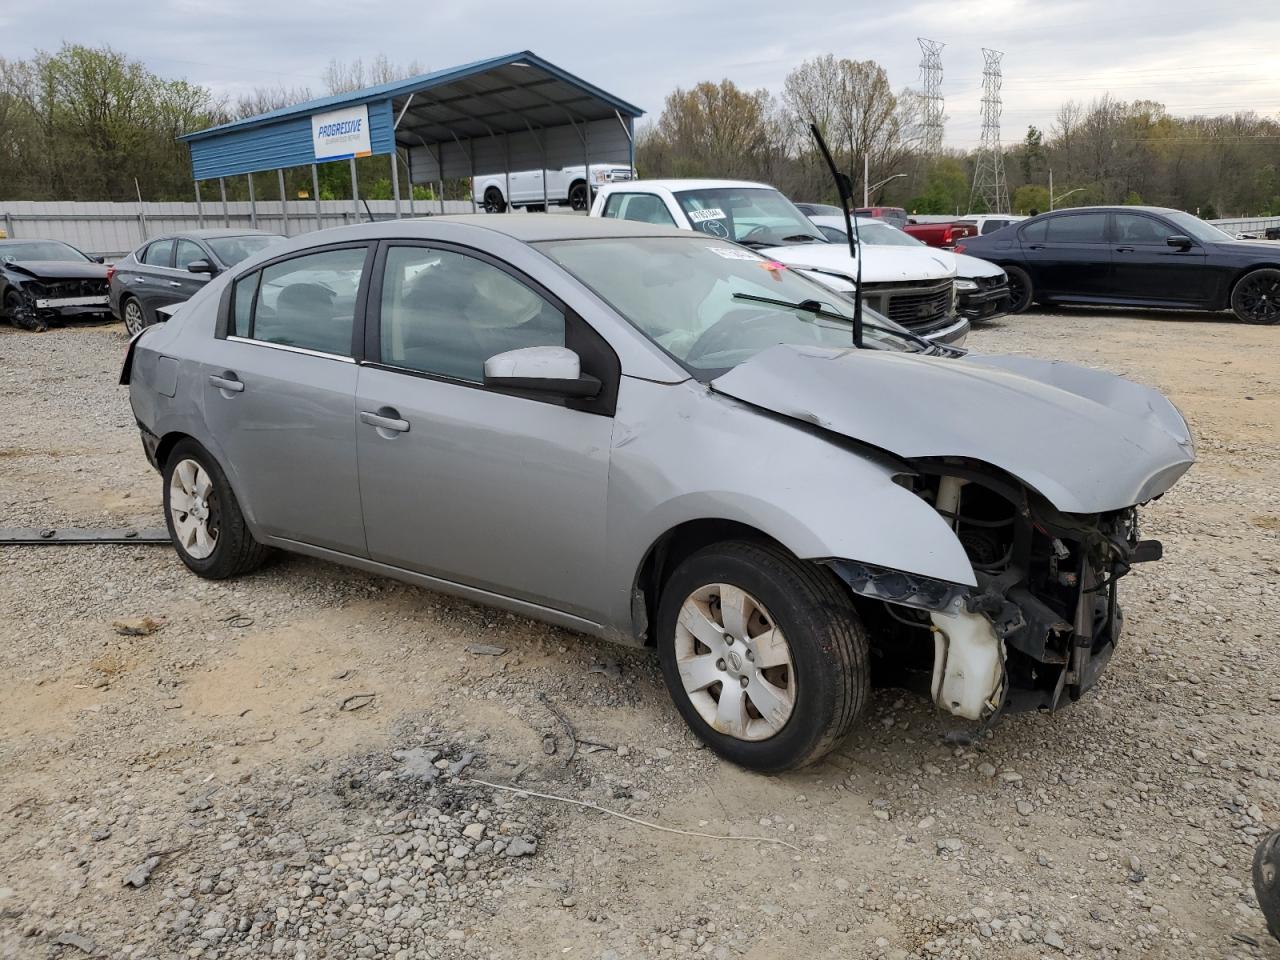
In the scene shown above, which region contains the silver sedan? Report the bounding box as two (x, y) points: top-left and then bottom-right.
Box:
(123, 215), (1194, 772)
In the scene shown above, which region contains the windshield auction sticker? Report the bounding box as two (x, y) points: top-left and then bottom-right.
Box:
(706, 246), (760, 261)
(688, 208), (726, 222)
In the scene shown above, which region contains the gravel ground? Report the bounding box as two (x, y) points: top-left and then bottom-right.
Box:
(0, 309), (1277, 960)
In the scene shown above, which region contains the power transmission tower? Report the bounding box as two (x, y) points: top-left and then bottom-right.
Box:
(969, 48), (1010, 214)
(917, 38), (945, 156)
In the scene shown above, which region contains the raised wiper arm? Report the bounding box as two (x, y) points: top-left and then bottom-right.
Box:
(730, 293), (932, 352)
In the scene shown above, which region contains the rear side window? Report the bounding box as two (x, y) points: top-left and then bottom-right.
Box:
(235, 247), (366, 356)
(378, 246), (565, 382)
(142, 240), (173, 267)
(1045, 213), (1107, 243)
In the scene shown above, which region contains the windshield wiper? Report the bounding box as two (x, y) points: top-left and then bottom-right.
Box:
(779, 234), (821, 243)
(731, 292), (935, 353)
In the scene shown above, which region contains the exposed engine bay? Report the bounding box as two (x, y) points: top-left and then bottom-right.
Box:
(827, 458), (1165, 723)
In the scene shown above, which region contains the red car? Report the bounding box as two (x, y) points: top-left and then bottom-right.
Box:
(903, 220), (979, 248)
(853, 206), (908, 229)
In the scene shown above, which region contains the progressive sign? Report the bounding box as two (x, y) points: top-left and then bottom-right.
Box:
(311, 105), (372, 162)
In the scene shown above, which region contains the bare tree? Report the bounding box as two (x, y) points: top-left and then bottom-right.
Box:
(233, 85), (313, 120)
(323, 56), (425, 95)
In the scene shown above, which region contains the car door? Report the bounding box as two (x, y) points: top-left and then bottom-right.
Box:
(1019, 212), (1111, 299)
(128, 238), (175, 318)
(169, 238), (212, 305)
(198, 243), (371, 554)
(355, 241), (615, 618)
(1108, 211), (1210, 304)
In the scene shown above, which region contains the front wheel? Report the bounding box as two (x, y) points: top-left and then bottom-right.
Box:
(162, 440), (270, 579)
(1230, 268), (1280, 324)
(1004, 264), (1034, 313)
(656, 541), (868, 772)
(482, 188), (506, 214)
(4, 290), (45, 331)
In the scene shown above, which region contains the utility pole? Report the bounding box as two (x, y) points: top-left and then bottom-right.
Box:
(863, 154), (869, 208)
(1049, 169), (1054, 211)
(968, 48), (1010, 215)
(917, 38), (946, 156)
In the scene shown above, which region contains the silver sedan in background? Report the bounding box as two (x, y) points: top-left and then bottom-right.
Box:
(122, 216), (1193, 772)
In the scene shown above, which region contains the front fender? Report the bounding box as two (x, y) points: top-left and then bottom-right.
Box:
(601, 378), (975, 634)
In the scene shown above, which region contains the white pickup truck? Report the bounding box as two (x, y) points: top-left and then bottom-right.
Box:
(473, 163), (635, 213)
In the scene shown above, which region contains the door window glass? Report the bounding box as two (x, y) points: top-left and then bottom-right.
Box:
(1114, 213), (1170, 243)
(175, 239), (205, 270)
(1045, 213), (1107, 243)
(1021, 219), (1047, 243)
(142, 240), (173, 267)
(250, 247), (365, 356)
(980, 219), (1009, 234)
(379, 246), (565, 382)
(603, 193), (676, 226)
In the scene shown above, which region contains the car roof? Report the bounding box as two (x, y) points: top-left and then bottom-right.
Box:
(0, 238), (78, 246)
(600, 178), (771, 193)
(148, 228), (282, 241)
(1036, 205), (1184, 216)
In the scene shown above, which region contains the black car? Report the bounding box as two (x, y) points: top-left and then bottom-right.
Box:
(955, 206), (1280, 324)
(1, 239), (110, 332)
(110, 229), (284, 335)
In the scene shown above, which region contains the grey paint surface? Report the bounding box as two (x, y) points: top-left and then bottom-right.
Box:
(127, 215), (1194, 643)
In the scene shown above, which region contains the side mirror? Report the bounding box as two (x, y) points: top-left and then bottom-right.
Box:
(1166, 235), (1193, 250)
(91, 255), (105, 264)
(483, 346), (601, 398)
(187, 259), (216, 275)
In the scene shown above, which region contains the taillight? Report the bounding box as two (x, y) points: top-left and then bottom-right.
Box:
(105, 265), (116, 284)
(953, 243), (967, 254)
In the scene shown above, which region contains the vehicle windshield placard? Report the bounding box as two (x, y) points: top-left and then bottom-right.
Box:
(688, 208), (726, 223)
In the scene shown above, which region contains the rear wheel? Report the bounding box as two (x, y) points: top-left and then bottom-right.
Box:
(1230, 268), (1280, 324)
(482, 188), (506, 214)
(122, 296), (146, 336)
(656, 541), (868, 772)
(568, 181), (589, 211)
(1004, 264), (1034, 313)
(162, 440), (270, 579)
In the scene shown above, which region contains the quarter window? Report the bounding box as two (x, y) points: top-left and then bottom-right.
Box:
(237, 247), (365, 356)
(142, 240), (173, 267)
(1044, 213), (1108, 243)
(378, 246), (565, 383)
(231, 272), (258, 337)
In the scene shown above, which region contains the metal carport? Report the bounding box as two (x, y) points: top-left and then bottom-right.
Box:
(179, 51), (644, 231)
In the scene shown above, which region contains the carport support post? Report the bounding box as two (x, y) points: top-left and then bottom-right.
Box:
(391, 152), (401, 219)
(311, 164), (321, 230)
(277, 168), (289, 236)
(350, 158), (360, 222)
(219, 178), (229, 228)
(403, 150), (415, 217)
(194, 180), (204, 228)
(247, 173), (257, 229)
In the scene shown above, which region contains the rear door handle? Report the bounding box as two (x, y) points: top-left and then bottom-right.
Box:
(360, 409), (410, 433)
(1115, 246), (1135, 253)
(169, 280), (183, 287)
(1027, 244), (1044, 250)
(209, 373), (244, 393)
(131, 276), (146, 283)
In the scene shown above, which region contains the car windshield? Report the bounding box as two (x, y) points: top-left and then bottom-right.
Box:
(537, 235), (915, 377)
(206, 234), (285, 266)
(672, 187), (826, 248)
(1160, 210), (1234, 243)
(0, 240), (89, 263)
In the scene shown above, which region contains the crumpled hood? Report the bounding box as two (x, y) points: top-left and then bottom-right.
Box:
(952, 252), (1005, 281)
(760, 242), (955, 284)
(711, 344), (1194, 514)
(4, 260), (108, 281)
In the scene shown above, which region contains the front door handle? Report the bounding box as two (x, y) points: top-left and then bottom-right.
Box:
(209, 373), (244, 393)
(169, 280), (183, 287)
(1027, 244), (1044, 251)
(1115, 246), (1135, 253)
(131, 276), (146, 283)
(360, 409), (410, 434)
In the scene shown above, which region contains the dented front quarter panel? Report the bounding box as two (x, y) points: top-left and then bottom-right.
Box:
(711, 344), (1195, 514)
(601, 375), (978, 634)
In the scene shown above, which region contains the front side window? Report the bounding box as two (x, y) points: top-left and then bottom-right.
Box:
(1114, 213), (1170, 244)
(672, 187), (825, 248)
(537, 235), (914, 377)
(378, 246), (565, 382)
(602, 193), (676, 226)
(237, 247), (365, 356)
(1159, 210), (1232, 243)
(1044, 213), (1108, 243)
(175, 239), (205, 269)
(143, 240), (174, 267)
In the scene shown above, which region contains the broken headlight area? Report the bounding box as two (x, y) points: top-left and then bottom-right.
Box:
(857, 461), (1163, 723)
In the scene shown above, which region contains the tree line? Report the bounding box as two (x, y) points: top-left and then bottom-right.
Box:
(1, 44), (1278, 218)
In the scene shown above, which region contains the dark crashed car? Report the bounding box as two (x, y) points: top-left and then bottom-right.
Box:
(1, 239), (110, 332)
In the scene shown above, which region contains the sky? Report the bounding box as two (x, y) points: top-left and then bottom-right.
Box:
(2, 0), (1278, 148)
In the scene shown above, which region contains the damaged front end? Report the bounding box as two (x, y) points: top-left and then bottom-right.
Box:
(826, 459), (1165, 723)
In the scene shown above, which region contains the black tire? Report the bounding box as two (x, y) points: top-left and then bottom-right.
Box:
(1230, 267), (1280, 324)
(1004, 264), (1034, 313)
(568, 181), (589, 211)
(1256, 830), (1280, 942)
(656, 540), (868, 772)
(482, 188), (506, 214)
(162, 439), (270, 579)
(121, 295), (147, 336)
(4, 289), (45, 331)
